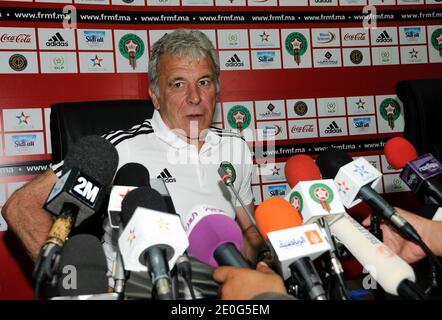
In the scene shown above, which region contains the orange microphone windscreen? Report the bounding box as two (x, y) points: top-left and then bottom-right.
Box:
(285, 154), (322, 188)
(384, 137), (418, 170)
(255, 197), (303, 240)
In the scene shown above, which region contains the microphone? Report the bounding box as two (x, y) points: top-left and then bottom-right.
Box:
(316, 148), (423, 243)
(385, 137), (442, 206)
(218, 161), (254, 223)
(329, 213), (425, 299)
(255, 197), (329, 300)
(34, 135), (118, 296)
(108, 163), (176, 228)
(218, 161), (267, 245)
(54, 234), (109, 298)
(108, 162), (151, 228)
(182, 204), (250, 268)
(114, 162), (151, 187)
(108, 162), (151, 296)
(284, 154), (348, 298)
(285, 154), (322, 187)
(118, 187), (188, 300)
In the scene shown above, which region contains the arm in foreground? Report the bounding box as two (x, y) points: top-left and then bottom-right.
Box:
(2, 169), (57, 261)
(213, 262), (293, 300)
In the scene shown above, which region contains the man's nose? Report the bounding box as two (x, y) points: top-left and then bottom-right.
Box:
(187, 84), (201, 105)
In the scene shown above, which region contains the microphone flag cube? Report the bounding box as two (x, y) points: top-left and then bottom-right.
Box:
(267, 224), (330, 279)
(118, 207), (188, 272)
(285, 179), (345, 224)
(334, 157), (382, 208)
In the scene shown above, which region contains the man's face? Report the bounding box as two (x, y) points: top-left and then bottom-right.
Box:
(149, 52), (217, 139)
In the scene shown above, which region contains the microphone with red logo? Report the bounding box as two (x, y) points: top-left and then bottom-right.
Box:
(384, 137), (442, 206)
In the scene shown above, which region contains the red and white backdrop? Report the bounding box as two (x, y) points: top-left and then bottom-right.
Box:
(0, 0), (441, 299)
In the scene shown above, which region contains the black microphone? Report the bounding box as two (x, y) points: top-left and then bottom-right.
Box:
(120, 186), (168, 225)
(55, 234), (109, 297)
(111, 162), (176, 215)
(107, 162), (152, 228)
(114, 162), (151, 188)
(316, 148), (422, 243)
(34, 135), (118, 297)
(110, 162), (151, 296)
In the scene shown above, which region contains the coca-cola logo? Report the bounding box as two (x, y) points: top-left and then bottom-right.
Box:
(344, 33), (367, 41)
(0, 33), (32, 43)
(291, 124), (314, 133)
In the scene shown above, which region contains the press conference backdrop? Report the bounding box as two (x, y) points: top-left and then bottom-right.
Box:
(0, 0), (441, 299)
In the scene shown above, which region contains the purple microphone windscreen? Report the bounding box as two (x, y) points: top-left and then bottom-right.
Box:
(187, 214), (243, 267)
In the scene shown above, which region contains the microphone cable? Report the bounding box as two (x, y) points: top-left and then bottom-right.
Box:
(176, 254), (197, 300)
(414, 237), (442, 295)
(318, 218), (351, 300)
(33, 245), (61, 300)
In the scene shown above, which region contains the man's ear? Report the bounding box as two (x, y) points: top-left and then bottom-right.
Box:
(149, 88), (160, 110)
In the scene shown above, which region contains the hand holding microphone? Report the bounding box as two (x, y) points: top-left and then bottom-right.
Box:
(316, 147), (423, 244)
(362, 207), (437, 264)
(213, 262), (287, 300)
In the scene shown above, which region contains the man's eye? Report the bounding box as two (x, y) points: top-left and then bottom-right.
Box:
(199, 80), (211, 86)
(174, 82), (184, 88)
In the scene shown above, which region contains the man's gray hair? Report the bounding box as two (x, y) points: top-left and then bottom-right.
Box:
(148, 29), (221, 98)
